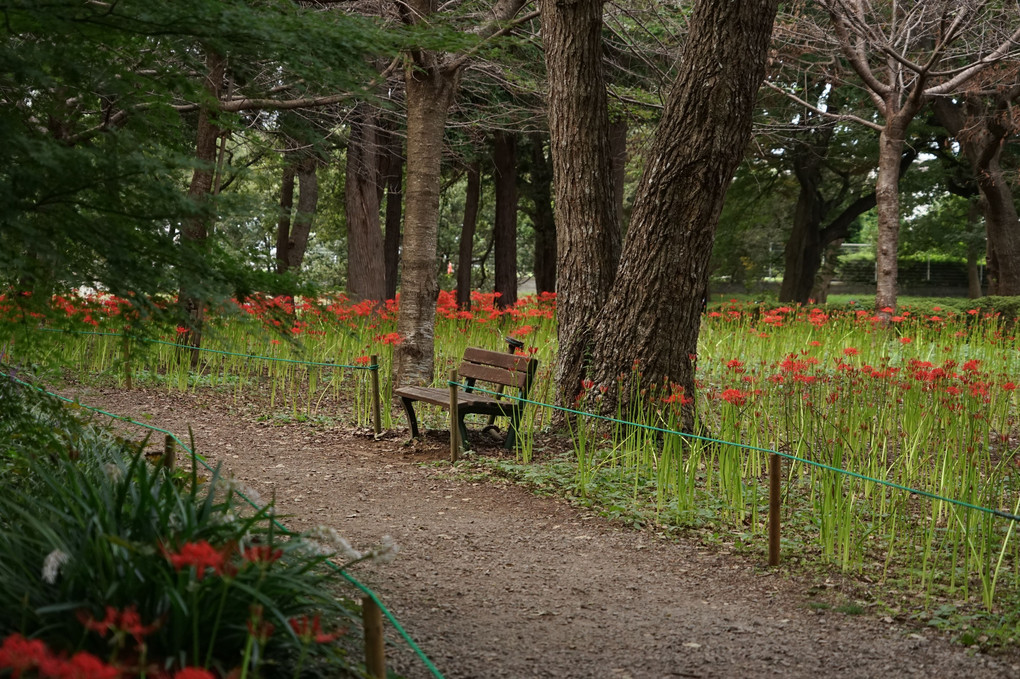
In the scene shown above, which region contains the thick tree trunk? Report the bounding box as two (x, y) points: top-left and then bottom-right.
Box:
(275, 163), (296, 274)
(587, 0), (779, 427)
(345, 105), (386, 303)
(809, 238), (843, 304)
(493, 131), (518, 309)
(180, 50), (225, 367)
(381, 126), (404, 301)
(540, 0), (623, 408)
(394, 64), (459, 387)
(457, 161), (480, 310)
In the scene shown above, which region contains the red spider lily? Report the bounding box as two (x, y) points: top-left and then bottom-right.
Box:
(78, 604), (161, 645)
(173, 668), (217, 679)
(355, 355), (371, 365)
(1003, 382), (1017, 391)
(900, 337), (913, 344)
(581, 379), (594, 391)
(375, 332), (402, 346)
(247, 605), (275, 644)
(843, 347), (860, 356)
(162, 541), (229, 580)
(0, 634), (118, 679)
(726, 359), (744, 372)
(289, 613), (346, 644)
(243, 545), (283, 564)
(176, 326), (188, 334)
(963, 359), (981, 372)
(719, 388), (747, 406)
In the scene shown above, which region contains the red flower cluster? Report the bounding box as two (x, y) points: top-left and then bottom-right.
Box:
(163, 540), (230, 580)
(78, 604), (160, 645)
(289, 613), (346, 644)
(0, 633), (118, 679)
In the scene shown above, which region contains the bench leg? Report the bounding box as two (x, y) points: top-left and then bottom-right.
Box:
(458, 413), (470, 452)
(504, 408), (521, 450)
(400, 397), (421, 438)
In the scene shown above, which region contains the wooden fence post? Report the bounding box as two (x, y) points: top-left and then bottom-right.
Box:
(370, 355), (382, 436)
(162, 434), (176, 471)
(362, 596), (386, 679)
(768, 452), (781, 567)
(449, 369), (459, 462)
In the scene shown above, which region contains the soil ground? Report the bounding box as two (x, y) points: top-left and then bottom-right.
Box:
(66, 384), (1020, 679)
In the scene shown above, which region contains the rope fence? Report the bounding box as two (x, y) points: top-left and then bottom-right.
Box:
(448, 380), (1020, 567)
(3, 372), (443, 679)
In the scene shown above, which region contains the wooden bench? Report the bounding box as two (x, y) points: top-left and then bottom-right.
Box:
(394, 347), (538, 450)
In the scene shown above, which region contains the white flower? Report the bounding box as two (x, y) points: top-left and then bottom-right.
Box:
(41, 549), (70, 585)
(305, 525), (362, 561)
(369, 535), (400, 565)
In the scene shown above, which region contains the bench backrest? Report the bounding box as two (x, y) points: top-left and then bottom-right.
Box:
(459, 347), (537, 397)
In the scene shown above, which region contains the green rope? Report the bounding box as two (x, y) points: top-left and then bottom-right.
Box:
(3, 372), (443, 679)
(33, 327), (377, 370)
(452, 381), (1020, 523)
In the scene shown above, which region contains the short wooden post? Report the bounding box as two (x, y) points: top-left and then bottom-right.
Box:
(768, 452), (781, 567)
(122, 335), (132, 390)
(162, 434), (176, 471)
(362, 596), (386, 679)
(369, 355), (382, 436)
(449, 368), (460, 462)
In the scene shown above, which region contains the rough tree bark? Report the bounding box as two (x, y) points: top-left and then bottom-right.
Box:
(275, 156), (318, 274)
(493, 131), (518, 309)
(457, 161), (481, 310)
(381, 124), (404, 301)
(609, 116), (628, 228)
(540, 0), (623, 408)
(585, 0), (780, 426)
(346, 105), (387, 303)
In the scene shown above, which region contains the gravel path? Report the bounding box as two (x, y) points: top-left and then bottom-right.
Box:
(72, 386), (1020, 679)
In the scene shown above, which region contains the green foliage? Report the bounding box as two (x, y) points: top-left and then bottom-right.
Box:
(0, 376), (365, 676)
(0, 0), (391, 325)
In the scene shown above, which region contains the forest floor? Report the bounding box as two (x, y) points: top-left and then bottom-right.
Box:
(65, 383), (1020, 679)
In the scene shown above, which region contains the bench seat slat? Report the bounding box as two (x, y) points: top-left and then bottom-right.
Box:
(394, 386), (516, 413)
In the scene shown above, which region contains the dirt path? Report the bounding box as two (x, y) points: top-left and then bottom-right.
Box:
(70, 386), (1020, 679)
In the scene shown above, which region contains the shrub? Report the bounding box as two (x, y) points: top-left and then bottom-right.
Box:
(0, 375), (376, 678)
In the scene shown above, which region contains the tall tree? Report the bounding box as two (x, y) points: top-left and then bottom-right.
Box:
(521, 134), (557, 294)
(456, 161), (482, 310)
(380, 123), (405, 301)
(540, 0), (623, 408)
(493, 131), (519, 309)
(394, 0), (531, 386)
(931, 82), (1020, 295)
(809, 0), (1020, 316)
(545, 0), (780, 417)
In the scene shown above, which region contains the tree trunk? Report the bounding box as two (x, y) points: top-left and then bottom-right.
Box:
(779, 143), (826, 303)
(493, 131), (518, 309)
(457, 161), (480, 310)
(931, 96), (1020, 296)
(609, 116), (628, 228)
(587, 0), (779, 427)
(873, 115), (911, 316)
(394, 64), (459, 386)
(540, 0), (623, 408)
(275, 163), (296, 274)
(527, 134), (557, 295)
(288, 156), (318, 271)
(179, 50), (225, 367)
(809, 238), (843, 304)
(381, 125), (404, 301)
(345, 105), (386, 303)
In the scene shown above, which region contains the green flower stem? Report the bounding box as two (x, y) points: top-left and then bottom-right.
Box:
(204, 579), (233, 668)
